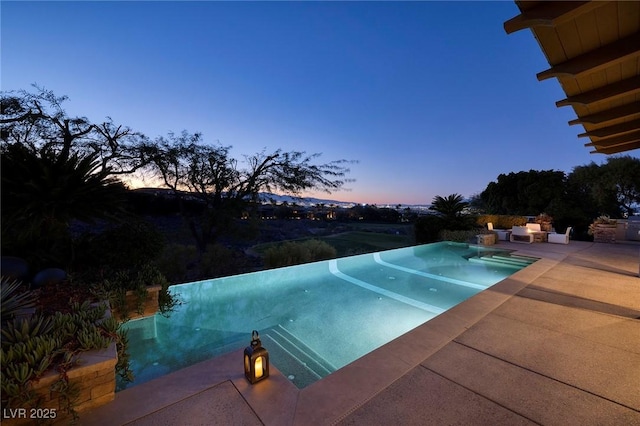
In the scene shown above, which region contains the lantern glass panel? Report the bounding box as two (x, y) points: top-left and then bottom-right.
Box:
(255, 356), (264, 378)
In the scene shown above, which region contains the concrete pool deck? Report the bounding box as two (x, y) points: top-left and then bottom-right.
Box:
(80, 241), (640, 425)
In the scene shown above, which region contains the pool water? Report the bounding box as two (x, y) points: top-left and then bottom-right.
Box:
(120, 242), (536, 390)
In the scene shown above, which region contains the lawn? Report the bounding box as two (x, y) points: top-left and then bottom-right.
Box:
(252, 228), (415, 258)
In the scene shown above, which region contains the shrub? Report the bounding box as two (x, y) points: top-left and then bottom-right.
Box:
(91, 263), (176, 319)
(156, 243), (199, 283)
(439, 229), (480, 243)
(476, 215), (527, 229)
(414, 215), (445, 243)
(200, 244), (251, 278)
(263, 239), (337, 268)
(78, 221), (165, 271)
(0, 277), (37, 324)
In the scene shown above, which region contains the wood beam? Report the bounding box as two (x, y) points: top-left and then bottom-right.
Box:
(577, 118), (640, 139)
(584, 129), (640, 147)
(537, 33), (640, 81)
(556, 76), (640, 107)
(504, 1), (603, 34)
(590, 141), (640, 155)
(569, 102), (640, 125)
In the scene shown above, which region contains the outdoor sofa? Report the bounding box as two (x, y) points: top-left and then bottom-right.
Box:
(510, 226), (534, 243)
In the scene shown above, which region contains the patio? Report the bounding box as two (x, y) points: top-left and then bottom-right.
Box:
(79, 240), (640, 425)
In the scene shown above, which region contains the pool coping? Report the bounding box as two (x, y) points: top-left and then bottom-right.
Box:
(79, 244), (560, 425)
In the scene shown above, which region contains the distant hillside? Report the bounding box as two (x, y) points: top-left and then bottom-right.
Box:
(256, 193), (357, 207)
(132, 188), (431, 210)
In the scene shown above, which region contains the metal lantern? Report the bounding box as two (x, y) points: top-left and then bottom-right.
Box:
(244, 330), (269, 384)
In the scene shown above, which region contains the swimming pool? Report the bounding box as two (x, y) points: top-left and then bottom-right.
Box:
(120, 242), (536, 390)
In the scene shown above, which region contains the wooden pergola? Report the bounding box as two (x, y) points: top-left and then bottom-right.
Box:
(504, 1), (640, 155)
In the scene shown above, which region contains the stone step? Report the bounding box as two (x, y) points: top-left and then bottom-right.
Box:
(262, 324), (336, 388)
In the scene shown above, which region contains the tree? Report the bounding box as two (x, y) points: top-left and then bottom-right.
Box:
(480, 170), (566, 216)
(430, 194), (468, 220)
(1, 143), (127, 267)
(145, 131), (354, 252)
(467, 192), (486, 213)
(1, 85), (151, 175)
(564, 162), (615, 218)
(347, 204), (400, 223)
(600, 156), (640, 216)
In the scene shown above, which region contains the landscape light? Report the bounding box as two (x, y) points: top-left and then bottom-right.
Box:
(244, 330), (269, 384)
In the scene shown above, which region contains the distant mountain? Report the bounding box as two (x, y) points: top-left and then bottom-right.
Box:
(133, 187), (356, 206)
(249, 192), (432, 210)
(256, 192), (357, 207)
(132, 188), (431, 210)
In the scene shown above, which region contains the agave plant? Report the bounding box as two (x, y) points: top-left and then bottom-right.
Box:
(1, 143), (127, 266)
(1, 315), (55, 346)
(0, 288), (130, 417)
(0, 277), (37, 324)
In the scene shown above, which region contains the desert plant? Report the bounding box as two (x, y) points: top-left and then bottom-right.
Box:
(200, 244), (246, 278)
(592, 215), (617, 225)
(156, 243), (199, 282)
(588, 215), (618, 235)
(1, 144), (127, 268)
(0, 277), (37, 324)
(430, 194), (468, 219)
(535, 212), (553, 223)
(263, 239), (337, 268)
(1, 315), (55, 346)
(535, 212), (554, 231)
(476, 215), (527, 229)
(1, 335), (61, 378)
(93, 263), (176, 319)
(79, 221), (165, 271)
(93, 316), (134, 382)
(77, 324), (111, 351)
(439, 229), (481, 243)
(0, 301), (120, 420)
(414, 215), (445, 243)
(158, 282), (181, 317)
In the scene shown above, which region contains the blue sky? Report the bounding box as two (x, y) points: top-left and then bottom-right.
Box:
(2, 1), (628, 205)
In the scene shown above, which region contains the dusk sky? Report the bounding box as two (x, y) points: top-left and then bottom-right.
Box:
(3, 1), (634, 205)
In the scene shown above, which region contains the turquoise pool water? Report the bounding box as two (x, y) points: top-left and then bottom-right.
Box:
(120, 242), (536, 390)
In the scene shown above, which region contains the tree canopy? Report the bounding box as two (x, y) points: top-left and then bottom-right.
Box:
(479, 170), (566, 216)
(147, 131), (352, 202)
(145, 131), (354, 251)
(600, 156), (640, 217)
(1, 85), (151, 175)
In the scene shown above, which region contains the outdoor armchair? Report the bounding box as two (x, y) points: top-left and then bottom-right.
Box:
(488, 222), (511, 241)
(548, 227), (572, 244)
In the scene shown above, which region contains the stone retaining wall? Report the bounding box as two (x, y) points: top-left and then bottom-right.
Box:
(114, 285), (162, 320)
(3, 342), (117, 425)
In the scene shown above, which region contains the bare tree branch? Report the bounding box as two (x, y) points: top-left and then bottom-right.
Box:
(1, 85), (149, 176)
(145, 131), (355, 251)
